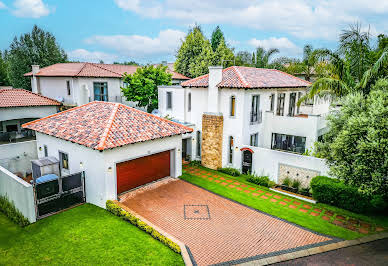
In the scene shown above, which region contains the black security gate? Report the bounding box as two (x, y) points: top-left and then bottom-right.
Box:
(242, 150), (253, 174)
(35, 172), (85, 219)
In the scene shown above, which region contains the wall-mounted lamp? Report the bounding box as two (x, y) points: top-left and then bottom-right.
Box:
(39, 146), (42, 151)
(108, 166), (113, 172)
(235, 147), (239, 151)
(80, 162), (84, 169)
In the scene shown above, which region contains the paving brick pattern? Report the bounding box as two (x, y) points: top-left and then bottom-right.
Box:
(121, 180), (333, 266)
(182, 165), (385, 236)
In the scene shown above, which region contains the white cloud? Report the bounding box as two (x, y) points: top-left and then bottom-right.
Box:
(248, 37), (302, 56)
(85, 29), (186, 59)
(114, 0), (388, 40)
(12, 0), (50, 18)
(67, 49), (119, 63)
(0, 1), (6, 9)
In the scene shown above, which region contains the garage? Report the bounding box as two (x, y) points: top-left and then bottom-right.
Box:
(116, 150), (171, 194)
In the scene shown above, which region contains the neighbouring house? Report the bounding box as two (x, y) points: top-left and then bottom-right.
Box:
(24, 63), (190, 108)
(158, 66), (330, 184)
(22, 101), (192, 208)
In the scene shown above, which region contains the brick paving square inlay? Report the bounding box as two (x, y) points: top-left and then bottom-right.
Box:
(121, 180), (334, 266)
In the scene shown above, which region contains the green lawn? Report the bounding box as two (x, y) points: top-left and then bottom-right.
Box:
(0, 204), (184, 265)
(181, 167), (387, 240)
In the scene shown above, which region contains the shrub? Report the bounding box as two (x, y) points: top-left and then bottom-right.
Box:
(310, 176), (373, 214)
(246, 174), (272, 187)
(106, 200), (181, 253)
(189, 160), (201, 167)
(282, 177), (291, 187)
(0, 195), (30, 227)
(218, 167), (241, 177)
(291, 179), (301, 191)
(299, 187), (311, 196)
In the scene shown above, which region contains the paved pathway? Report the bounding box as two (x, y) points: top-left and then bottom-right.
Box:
(183, 165), (385, 235)
(273, 238), (388, 266)
(121, 180), (337, 266)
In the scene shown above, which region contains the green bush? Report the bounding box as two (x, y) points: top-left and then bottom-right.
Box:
(310, 176), (375, 214)
(189, 160), (201, 167)
(282, 177), (291, 187)
(291, 179), (301, 191)
(106, 200), (181, 253)
(245, 174), (273, 187)
(218, 167), (241, 177)
(0, 195), (30, 227)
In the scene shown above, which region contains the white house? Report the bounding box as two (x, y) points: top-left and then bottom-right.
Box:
(22, 101), (192, 208)
(24, 62), (190, 107)
(158, 66), (330, 185)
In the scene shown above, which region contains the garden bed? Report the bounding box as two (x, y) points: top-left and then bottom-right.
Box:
(271, 186), (316, 204)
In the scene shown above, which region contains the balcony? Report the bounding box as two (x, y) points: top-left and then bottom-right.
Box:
(250, 110), (262, 125)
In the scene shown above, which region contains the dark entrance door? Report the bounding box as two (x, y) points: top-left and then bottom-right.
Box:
(242, 150), (253, 174)
(182, 138), (187, 160)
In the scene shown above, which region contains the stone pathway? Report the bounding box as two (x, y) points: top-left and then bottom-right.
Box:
(183, 165), (386, 235)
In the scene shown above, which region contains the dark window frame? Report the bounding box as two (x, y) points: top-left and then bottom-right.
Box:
(44, 145), (48, 157)
(250, 133), (258, 147)
(270, 93), (275, 111)
(230, 96), (236, 117)
(93, 82), (108, 101)
(271, 133), (306, 154)
(228, 136), (234, 164)
(276, 93), (285, 116)
(59, 151), (69, 170)
(188, 92), (191, 112)
(166, 91), (172, 110)
(66, 80), (71, 96)
(250, 95), (260, 123)
(288, 92), (297, 116)
(196, 131), (201, 157)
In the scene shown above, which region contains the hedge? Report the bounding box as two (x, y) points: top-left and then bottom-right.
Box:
(218, 167), (241, 177)
(245, 174), (276, 188)
(310, 176), (385, 214)
(106, 200), (181, 253)
(0, 195), (30, 226)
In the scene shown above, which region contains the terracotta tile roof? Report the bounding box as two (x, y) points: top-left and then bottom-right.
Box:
(181, 66), (311, 88)
(22, 101), (193, 150)
(0, 89), (61, 108)
(24, 63), (190, 80)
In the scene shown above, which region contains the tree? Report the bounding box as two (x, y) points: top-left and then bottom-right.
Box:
(175, 25), (208, 78)
(0, 51), (10, 86)
(7, 25), (67, 90)
(235, 51), (253, 66)
(121, 65), (172, 113)
(113, 61), (139, 66)
(254, 47), (279, 68)
(316, 79), (388, 198)
(211, 26), (225, 52)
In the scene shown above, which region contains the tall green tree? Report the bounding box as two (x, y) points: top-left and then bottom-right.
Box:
(211, 26), (225, 52)
(235, 51), (253, 66)
(7, 25), (67, 90)
(0, 51), (10, 86)
(121, 65), (172, 113)
(254, 47), (279, 68)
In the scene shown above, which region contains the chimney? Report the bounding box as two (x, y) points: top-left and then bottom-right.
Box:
(207, 66), (223, 112)
(31, 65), (40, 94)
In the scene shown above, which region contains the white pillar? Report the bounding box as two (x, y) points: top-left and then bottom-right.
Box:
(207, 66), (223, 113)
(31, 65), (40, 94)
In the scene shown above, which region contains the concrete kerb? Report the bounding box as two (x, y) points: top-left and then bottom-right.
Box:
(115, 201), (193, 266)
(237, 231), (388, 266)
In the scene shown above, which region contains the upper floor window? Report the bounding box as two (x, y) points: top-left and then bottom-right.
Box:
(94, 82), (108, 101)
(271, 133), (306, 154)
(276, 93), (285, 116)
(66, 80), (71, 96)
(196, 131), (201, 157)
(188, 92), (191, 112)
(250, 133), (258, 147)
(288, 92), (297, 116)
(230, 96), (236, 117)
(250, 95), (260, 123)
(270, 94), (275, 111)
(44, 145), (48, 157)
(166, 91), (172, 110)
(228, 136), (234, 164)
(297, 92), (303, 114)
(59, 151), (69, 170)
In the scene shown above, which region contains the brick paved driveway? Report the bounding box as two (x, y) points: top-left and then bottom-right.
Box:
(120, 180), (337, 266)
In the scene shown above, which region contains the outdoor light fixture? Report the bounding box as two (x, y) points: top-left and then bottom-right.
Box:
(235, 147), (239, 151)
(80, 162), (84, 168)
(108, 166), (112, 172)
(39, 146), (42, 151)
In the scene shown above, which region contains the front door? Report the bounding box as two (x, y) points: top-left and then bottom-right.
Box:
(182, 139), (187, 161)
(242, 150), (252, 174)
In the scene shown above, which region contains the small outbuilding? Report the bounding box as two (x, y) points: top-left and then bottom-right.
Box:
(23, 101), (192, 208)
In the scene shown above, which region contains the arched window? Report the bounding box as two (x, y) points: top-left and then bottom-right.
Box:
(230, 96), (236, 117)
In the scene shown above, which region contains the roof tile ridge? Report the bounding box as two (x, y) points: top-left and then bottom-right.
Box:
(270, 68), (312, 85)
(231, 66), (250, 87)
(90, 63), (122, 76)
(75, 62), (88, 76)
(22, 101), (95, 128)
(22, 89), (61, 105)
(96, 103), (120, 150)
(120, 104), (194, 132)
(182, 73), (209, 86)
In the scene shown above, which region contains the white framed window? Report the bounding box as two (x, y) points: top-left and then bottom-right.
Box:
(166, 91), (172, 110)
(230, 96), (236, 117)
(59, 151), (69, 170)
(94, 82), (108, 101)
(188, 92), (191, 112)
(66, 80), (71, 96)
(44, 145), (48, 157)
(250, 133), (258, 147)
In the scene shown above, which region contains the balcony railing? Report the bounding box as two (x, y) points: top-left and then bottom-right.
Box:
(250, 110), (262, 125)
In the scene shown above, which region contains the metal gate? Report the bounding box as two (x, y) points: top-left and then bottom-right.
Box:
(35, 172), (85, 219)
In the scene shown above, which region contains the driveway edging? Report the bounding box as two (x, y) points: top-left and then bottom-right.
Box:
(237, 232), (388, 265)
(115, 201), (194, 266)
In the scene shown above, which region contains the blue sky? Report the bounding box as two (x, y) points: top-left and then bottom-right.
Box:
(0, 0), (387, 64)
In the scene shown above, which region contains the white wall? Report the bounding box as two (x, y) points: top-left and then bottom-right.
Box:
(0, 165), (36, 223)
(0, 141), (38, 174)
(38, 77), (74, 105)
(158, 86), (187, 121)
(0, 106), (58, 122)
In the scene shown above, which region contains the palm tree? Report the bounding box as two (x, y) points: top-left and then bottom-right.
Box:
(254, 47), (279, 68)
(300, 45), (317, 82)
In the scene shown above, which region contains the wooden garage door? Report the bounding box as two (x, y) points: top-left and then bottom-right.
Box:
(116, 150), (171, 194)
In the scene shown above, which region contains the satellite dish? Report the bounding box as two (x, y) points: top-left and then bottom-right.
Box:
(151, 109), (161, 116)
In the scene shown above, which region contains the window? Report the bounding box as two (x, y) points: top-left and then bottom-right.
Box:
(230, 96), (236, 117)
(66, 80), (71, 96)
(59, 151), (69, 170)
(250, 95), (260, 123)
(228, 136), (234, 164)
(166, 91), (172, 109)
(196, 131), (201, 157)
(5, 124), (18, 132)
(271, 133), (306, 154)
(188, 93), (191, 112)
(250, 133), (258, 147)
(270, 94), (275, 111)
(297, 92), (303, 114)
(288, 92), (297, 116)
(44, 145), (48, 157)
(94, 82), (108, 101)
(276, 93), (285, 116)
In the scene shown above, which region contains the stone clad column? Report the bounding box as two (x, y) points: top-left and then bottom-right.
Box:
(201, 112), (223, 170)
